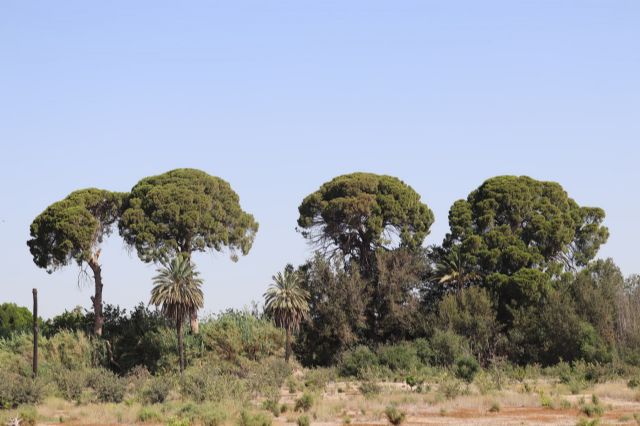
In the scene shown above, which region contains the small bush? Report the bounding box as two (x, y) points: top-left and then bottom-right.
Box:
(89, 369), (126, 403)
(262, 399), (280, 417)
(359, 380), (381, 397)
(384, 406), (406, 426)
(137, 407), (162, 423)
(339, 346), (378, 377)
(0, 376), (44, 408)
(238, 410), (272, 426)
(428, 330), (468, 367)
(438, 378), (461, 400)
(54, 369), (85, 402)
(628, 377), (640, 389)
(199, 405), (228, 426)
(405, 375), (424, 391)
(294, 392), (314, 412)
(17, 406), (38, 426)
(304, 368), (335, 391)
(140, 376), (172, 404)
(579, 395), (605, 418)
(296, 415), (310, 426)
(575, 419), (600, 426)
(377, 343), (418, 372)
(489, 402), (500, 413)
(453, 356), (480, 384)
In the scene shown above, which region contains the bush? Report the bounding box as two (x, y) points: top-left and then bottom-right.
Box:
(238, 410), (272, 426)
(17, 406), (38, 426)
(137, 407), (162, 423)
(628, 377), (640, 389)
(262, 399), (280, 417)
(140, 376), (172, 404)
(438, 378), (462, 400)
(294, 392), (314, 412)
(304, 367), (335, 391)
(89, 368), (126, 403)
(454, 356), (480, 384)
(579, 395), (605, 418)
(428, 330), (468, 367)
(54, 369), (85, 402)
(359, 380), (381, 397)
(180, 366), (249, 404)
(384, 406), (406, 425)
(200, 405), (228, 426)
(297, 415), (310, 426)
(377, 343), (418, 372)
(339, 346), (378, 377)
(0, 375), (44, 408)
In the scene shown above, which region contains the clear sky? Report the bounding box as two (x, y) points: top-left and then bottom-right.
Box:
(1, 1), (638, 318)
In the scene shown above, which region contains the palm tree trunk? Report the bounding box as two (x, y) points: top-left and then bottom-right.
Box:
(177, 318), (185, 375)
(285, 326), (291, 363)
(88, 254), (104, 337)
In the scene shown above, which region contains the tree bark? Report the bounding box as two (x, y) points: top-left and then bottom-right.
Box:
(88, 251), (105, 337)
(32, 288), (38, 378)
(285, 326), (291, 363)
(182, 250), (200, 335)
(177, 318), (185, 375)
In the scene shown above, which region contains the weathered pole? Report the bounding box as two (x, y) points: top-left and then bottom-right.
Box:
(32, 288), (38, 377)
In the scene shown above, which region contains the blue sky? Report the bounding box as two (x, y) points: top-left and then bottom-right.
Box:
(1, 1), (638, 318)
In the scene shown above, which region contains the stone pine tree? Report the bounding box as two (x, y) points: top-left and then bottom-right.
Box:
(297, 172), (434, 278)
(443, 175), (609, 277)
(27, 188), (123, 336)
(119, 168), (258, 333)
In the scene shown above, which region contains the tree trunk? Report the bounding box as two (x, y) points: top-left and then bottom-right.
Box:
(88, 251), (104, 337)
(285, 326), (291, 363)
(32, 288), (38, 378)
(177, 318), (185, 375)
(190, 311), (199, 335)
(182, 250), (200, 335)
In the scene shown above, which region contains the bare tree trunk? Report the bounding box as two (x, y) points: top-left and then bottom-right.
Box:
(32, 288), (38, 378)
(88, 251), (105, 337)
(189, 311), (199, 335)
(177, 318), (185, 375)
(285, 326), (291, 363)
(182, 250), (200, 335)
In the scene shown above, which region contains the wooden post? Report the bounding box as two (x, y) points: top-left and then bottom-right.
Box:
(32, 288), (38, 378)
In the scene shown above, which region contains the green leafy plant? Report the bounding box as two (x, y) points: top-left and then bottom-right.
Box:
(384, 405), (406, 425)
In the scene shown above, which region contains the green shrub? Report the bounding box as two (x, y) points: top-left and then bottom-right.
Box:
(296, 415), (310, 426)
(453, 356), (480, 383)
(262, 399), (280, 417)
(237, 410), (272, 426)
(304, 367), (335, 391)
(54, 369), (85, 402)
(0, 375), (44, 408)
(200, 405), (228, 426)
(180, 366), (249, 404)
(438, 378), (461, 400)
(339, 346), (378, 377)
(628, 377), (640, 389)
(140, 376), (172, 404)
(359, 380), (381, 397)
(428, 330), (468, 367)
(294, 392), (314, 412)
(377, 343), (418, 372)
(138, 407), (162, 423)
(405, 375), (424, 390)
(17, 406), (38, 426)
(579, 395), (605, 417)
(89, 369), (126, 403)
(384, 405), (406, 425)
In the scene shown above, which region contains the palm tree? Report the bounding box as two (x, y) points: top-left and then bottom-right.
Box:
(150, 255), (204, 374)
(434, 246), (479, 291)
(264, 265), (310, 363)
